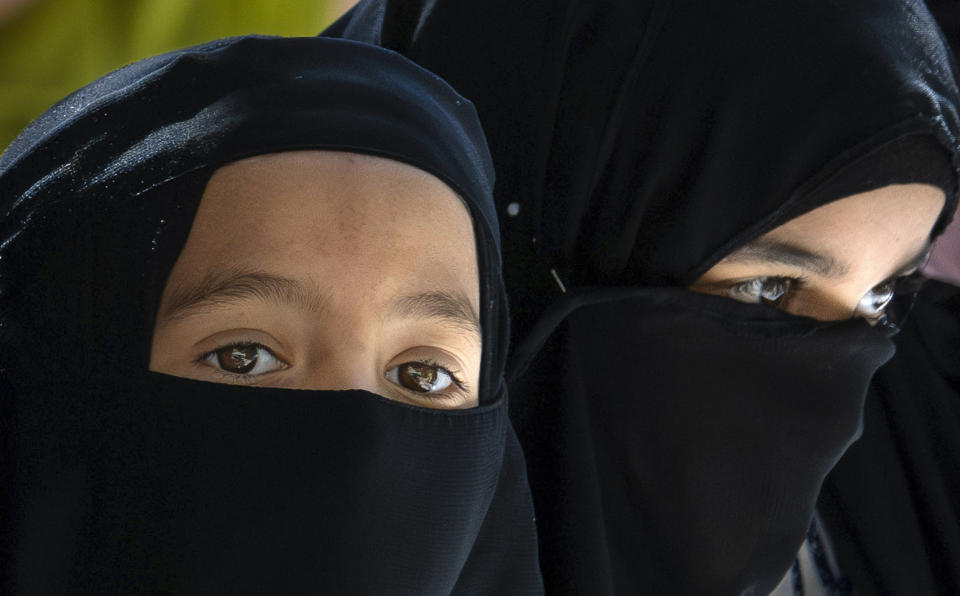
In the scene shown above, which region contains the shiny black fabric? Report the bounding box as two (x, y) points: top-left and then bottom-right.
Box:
(325, 1), (960, 593)
(0, 36), (542, 593)
(819, 280), (960, 594)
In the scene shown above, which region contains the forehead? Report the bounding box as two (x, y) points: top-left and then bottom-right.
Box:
(168, 150), (479, 307)
(727, 183), (946, 284)
(761, 184), (944, 247)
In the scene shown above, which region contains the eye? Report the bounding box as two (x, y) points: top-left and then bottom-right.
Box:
(852, 271), (930, 325)
(202, 342), (286, 377)
(385, 361), (464, 394)
(726, 276), (797, 306)
(854, 280), (896, 322)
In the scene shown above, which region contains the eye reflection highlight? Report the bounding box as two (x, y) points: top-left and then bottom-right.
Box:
(202, 342), (287, 377)
(385, 361), (465, 393)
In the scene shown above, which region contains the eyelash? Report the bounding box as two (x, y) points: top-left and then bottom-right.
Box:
(195, 342), (469, 394)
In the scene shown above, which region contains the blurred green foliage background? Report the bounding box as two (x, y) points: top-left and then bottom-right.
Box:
(0, 0), (356, 150)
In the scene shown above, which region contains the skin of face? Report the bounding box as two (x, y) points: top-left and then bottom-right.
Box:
(690, 183), (946, 321)
(149, 150), (482, 409)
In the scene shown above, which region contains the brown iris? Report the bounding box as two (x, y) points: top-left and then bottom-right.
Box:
(214, 345), (259, 374)
(397, 362), (443, 392)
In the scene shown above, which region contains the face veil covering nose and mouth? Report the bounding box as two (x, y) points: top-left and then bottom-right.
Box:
(0, 36), (543, 594)
(325, 0), (960, 593)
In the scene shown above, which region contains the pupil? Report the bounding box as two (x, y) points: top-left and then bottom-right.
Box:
(399, 363), (438, 392)
(216, 345), (258, 374)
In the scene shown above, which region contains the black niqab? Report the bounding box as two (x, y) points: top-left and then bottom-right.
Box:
(0, 36), (542, 593)
(326, 1), (960, 593)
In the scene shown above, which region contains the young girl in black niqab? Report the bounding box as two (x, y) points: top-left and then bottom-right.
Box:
(326, 0), (960, 593)
(0, 36), (543, 593)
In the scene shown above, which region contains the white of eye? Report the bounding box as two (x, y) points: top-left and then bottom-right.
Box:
(205, 343), (285, 376)
(385, 362), (455, 393)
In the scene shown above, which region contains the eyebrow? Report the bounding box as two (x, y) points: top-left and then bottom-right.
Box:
(160, 267), (481, 338)
(390, 290), (481, 337)
(161, 269), (329, 319)
(720, 237), (932, 280)
(719, 239), (851, 278)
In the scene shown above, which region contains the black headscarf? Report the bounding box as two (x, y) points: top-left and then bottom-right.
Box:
(326, 0), (959, 338)
(0, 36), (542, 593)
(326, 1), (960, 593)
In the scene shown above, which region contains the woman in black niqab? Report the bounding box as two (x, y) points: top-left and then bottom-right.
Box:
(326, 1), (960, 593)
(0, 36), (542, 593)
